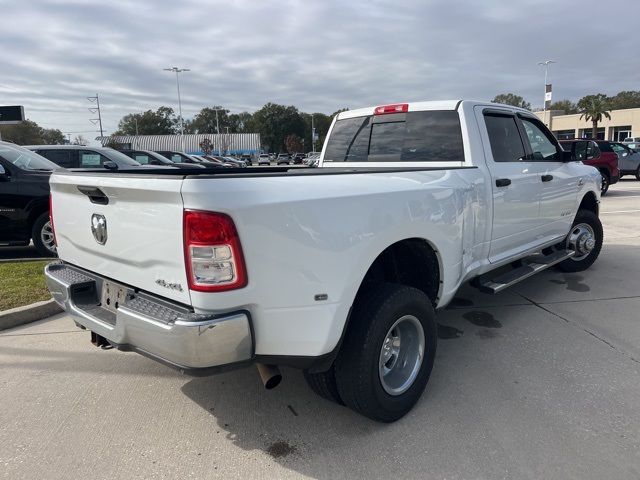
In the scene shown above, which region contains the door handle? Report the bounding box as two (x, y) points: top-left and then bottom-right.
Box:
(495, 178), (511, 187)
(541, 174), (553, 182)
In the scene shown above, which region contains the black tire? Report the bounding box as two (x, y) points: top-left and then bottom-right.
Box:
(334, 283), (437, 422)
(31, 212), (56, 257)
(600, 171), (610, 195)
(635, 166), (640, 181)
(303, 365), (344, 405)
(556, 210), (603, 273)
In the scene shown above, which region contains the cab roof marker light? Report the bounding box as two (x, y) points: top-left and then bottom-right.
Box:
(374, 104), (409, 115)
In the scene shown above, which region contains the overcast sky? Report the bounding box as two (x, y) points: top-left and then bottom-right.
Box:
(1, 0), (638, 140)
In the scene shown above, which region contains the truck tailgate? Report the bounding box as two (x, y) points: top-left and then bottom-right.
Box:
(50, 172), (191, 305)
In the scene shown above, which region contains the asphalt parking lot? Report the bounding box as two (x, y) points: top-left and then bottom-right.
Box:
(1, 180), (639, 480)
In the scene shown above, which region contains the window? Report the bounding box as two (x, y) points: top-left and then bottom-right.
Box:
(574, 142), (587, 160)
(484, 114), (525, 162)
(39, 149), (75, 168)
(0, 144), (57, 171)
(323, 111), (464, 162)
(610, 143), (629, 156)
(520, 117), (559, 161)
(324, 116), (371, 162)
(170, 154), (183, 163)
(368, 122), (404, 161)
(133, 154), (152, 165)
(79, 150), (108, 168)
(553, 129), (576, 140)
(585, 142), (600, 159)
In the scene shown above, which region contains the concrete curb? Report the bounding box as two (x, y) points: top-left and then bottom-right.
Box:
(0, 299), (63, 331)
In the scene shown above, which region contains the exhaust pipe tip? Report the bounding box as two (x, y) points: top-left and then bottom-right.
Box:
(256, 363), (282, 390)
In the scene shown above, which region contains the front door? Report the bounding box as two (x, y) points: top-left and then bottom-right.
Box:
(518, 115), (578, 242)
(476, 107), (543, 263)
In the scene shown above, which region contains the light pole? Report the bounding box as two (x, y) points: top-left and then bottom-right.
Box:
(538, 60), (556, 127)
(163, 67), (190, 152)
(211, 108), (223, 155)
(311, 114), (315, 153)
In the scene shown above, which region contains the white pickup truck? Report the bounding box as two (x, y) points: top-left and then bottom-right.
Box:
(46, 100), (603, 422)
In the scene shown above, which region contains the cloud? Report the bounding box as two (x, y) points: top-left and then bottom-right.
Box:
(1, 0), (638, 138)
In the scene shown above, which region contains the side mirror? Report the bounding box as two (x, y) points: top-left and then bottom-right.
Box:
(0, 164), (6, 176)
(561, 150), (574, 162)
(103, 161), (118, 170)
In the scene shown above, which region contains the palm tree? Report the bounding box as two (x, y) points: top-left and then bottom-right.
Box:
(578, 94), (611, 138)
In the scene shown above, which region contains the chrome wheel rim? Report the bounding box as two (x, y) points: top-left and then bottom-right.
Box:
(566, 223), (595, 261)
(378, 315), (425, 396)
(41, 220), (56, 253)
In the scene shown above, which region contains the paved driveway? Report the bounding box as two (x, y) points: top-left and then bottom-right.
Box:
(1, 180), (639, 479)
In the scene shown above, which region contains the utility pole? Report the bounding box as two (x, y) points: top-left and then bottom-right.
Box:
(88, 94), (104, 143)
(538, 60), (556, 127)
(163, 67), (190, 152)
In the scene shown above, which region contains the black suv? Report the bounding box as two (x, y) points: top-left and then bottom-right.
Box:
(0, 142), (59, 256)
(27, 145), (142, 170)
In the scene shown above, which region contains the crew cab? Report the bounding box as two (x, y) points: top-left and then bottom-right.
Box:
(45, 100), (603, 422)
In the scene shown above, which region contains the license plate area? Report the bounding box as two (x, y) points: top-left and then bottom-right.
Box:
(100, 280), (128, 314)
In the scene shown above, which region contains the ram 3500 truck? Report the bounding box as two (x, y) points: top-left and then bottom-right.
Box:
(45, 101), (603, 422)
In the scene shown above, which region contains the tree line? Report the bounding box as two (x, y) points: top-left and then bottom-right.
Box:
(113, 103), (347, 153)
(0, 120), (69, 145)
(491, 90), (640, 137)
(3, 90), (639, 148)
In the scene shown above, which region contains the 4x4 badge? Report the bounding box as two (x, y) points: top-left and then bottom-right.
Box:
(91, 214), (108, 245)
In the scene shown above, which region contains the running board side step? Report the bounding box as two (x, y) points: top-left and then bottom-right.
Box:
(477, 250), (575, 294)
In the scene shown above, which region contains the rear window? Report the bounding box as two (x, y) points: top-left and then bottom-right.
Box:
(324, 110), (464, 162)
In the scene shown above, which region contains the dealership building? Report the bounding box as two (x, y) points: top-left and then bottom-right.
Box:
(534, 107), (640, 141)
(99, 133), (261, 155)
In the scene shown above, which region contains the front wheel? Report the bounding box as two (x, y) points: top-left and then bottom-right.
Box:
(600, 171), (610, 195)
(556, 210), (603, 273)
(334, 283), (437, 422)
(31, 212), (56, 257)
(635, 166), (640, 181)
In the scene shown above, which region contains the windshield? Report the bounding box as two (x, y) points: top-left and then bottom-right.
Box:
(102, 149), (143, 166)
(0, 143), (59, 171)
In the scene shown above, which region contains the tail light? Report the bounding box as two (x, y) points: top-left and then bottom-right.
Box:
(49, 194), (57, 247)
(374, 103), (408, 115)
(183, 210), (247, 292)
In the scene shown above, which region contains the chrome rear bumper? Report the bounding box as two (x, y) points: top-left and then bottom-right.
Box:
(45, 262), (253, 372)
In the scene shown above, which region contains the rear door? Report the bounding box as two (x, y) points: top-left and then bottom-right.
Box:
(518, 115), (578, 240)
(50, 172), (191, 304)
(476, 108), (543, 263)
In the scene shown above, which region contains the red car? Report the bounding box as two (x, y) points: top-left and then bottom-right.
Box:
(559, 139), (620, 195)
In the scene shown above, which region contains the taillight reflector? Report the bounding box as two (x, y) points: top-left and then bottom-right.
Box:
(374, 103), (409, 115)
(183, 210), (247, 292)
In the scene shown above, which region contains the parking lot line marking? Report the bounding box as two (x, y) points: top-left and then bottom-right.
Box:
(601, 209), (640, 214)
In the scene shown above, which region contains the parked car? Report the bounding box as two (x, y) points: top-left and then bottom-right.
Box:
(276, 153), (290, 165)
(120, 149), (204, 169)
(291, 153), (306, 165)
(240, 154), (253, 166)
(610, 142), (640, 180)
(27, 145), (142, 170)
(305, 152), (321, 167)
(258, 154), (271, 166)
(214, 156), (248, 168)
(559, 139), (620, 194)
(46, 100), (604, 422)
(622, 137), (640, 152)
(200, 155), (234, 167)
(0, 142), (59, 255)
(156, 151), (229, 170)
